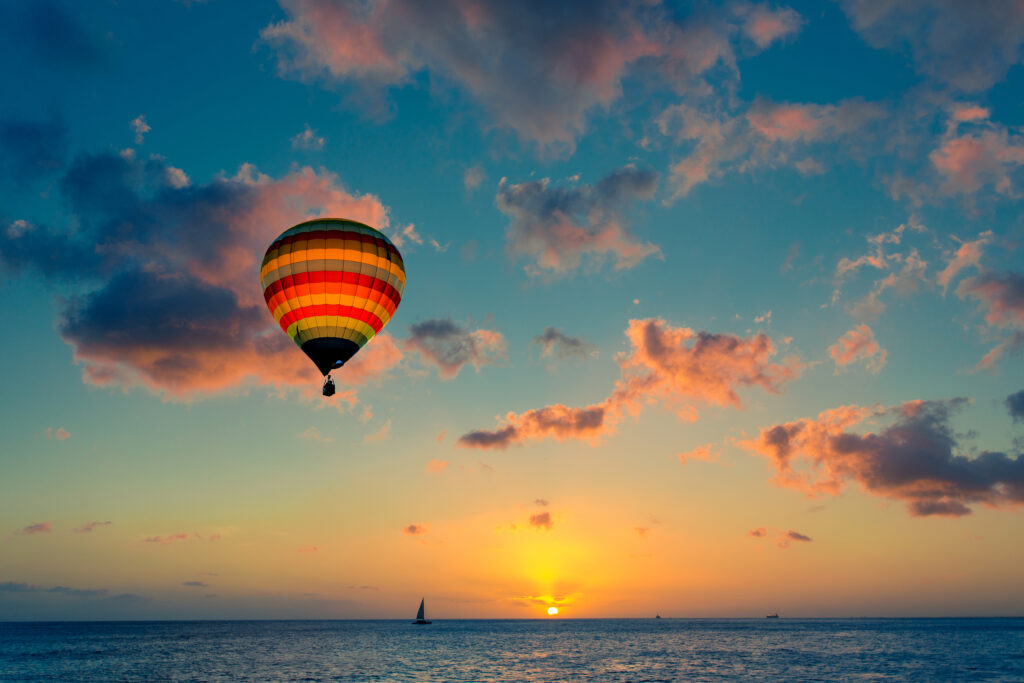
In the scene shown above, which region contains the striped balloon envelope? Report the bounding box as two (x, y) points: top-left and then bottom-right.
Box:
(260, 218), (405, 376)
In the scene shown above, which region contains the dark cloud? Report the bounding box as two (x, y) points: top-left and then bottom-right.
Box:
(0, 114), (67, 184)
(1007, 390), (1024, 422)
(529, 512), (553, 530)
(748, 527), (767, 537)
(784, 530), (811, 542)
(182, 581), (209, 588)
(533, 327), (596, 361)
(17, 522), (51, 535)
(0, 582), (109, 598)
(403, 524), (428, 535)
(743, 399), (1024, 517)
(0, 146), (398, 399)
(497, 166), (660, 276)
(534, 498), (549, 507)
(405, 319), (506, 379)
(15, 1), (107, 69)
(840, 0), (1024, 92)
(73, 521), (112, 533)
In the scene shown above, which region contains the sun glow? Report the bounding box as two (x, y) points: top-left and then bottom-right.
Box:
(547, 606), (558, 615)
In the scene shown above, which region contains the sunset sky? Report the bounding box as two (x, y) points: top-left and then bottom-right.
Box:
(2, 0), (1024, 620)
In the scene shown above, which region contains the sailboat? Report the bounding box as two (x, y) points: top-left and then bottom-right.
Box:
(412, 598), (431, 625)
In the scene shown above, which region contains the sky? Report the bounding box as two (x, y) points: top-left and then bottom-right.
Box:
(1, 0), (1023, 620)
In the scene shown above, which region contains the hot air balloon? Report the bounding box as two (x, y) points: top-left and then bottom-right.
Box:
(261, 218), (405, 396)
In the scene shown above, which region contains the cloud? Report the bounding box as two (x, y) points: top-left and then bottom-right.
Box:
(738, 3), (803, 48)
(261, 0), (801, 149)
(497, 166), (660, 276)
(0, 581), (110, 598)
(298, 545), (320, 553)
(404, 318), (506, 379)
(0, 147), (400, 400)
(1007, 390), (1024, 422)
(464, 165), (485, 191)
(0, 113), (67, 183)
(831, 223), (929, 319)
(741, 398), (1024, 517)
(777, 529), (812, 548)
(141, 533), (190, 544)
(73, 521), (111, 533)
(533, 327), (597, 361)
(363, 419), (391, 443)
(403, 523), (429, 535)
(679, 443), (718, 465)
(44, 427), (71, 440)
(937, 231), (993, 294)
(17, 522), (52, 535)
(659, 98), (884, 199)
(957, 271), (1024, 368)
(291, 123), (326, 150)
(829, 324), (886, 374)
(747, 527), (767, 537)
(182, 581), (209, 588)
(425, 459), (449, 473)
(15, 1), (107, 69)
(297, 426), (332, 443)
(460, 318), (802, 449)
(930, 126), (1024, 197)
(534, 498), (549, 507)
(130, 116), (151, 144)
(839, 0), (1024, 92)
(529, 512), (553, 530)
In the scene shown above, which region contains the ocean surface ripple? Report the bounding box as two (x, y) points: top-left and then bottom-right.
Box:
(1, 618), (1022, 682)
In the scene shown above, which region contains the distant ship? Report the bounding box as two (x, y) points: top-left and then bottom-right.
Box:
(655, 614), (662, 619)
(766, 613), (779, 619)
(412, 598), (431, 625)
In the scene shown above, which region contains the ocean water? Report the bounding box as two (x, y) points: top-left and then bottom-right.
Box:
(1, 618), (1023, 682)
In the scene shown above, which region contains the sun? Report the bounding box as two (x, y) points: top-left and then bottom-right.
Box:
(547, 606), (558, 615)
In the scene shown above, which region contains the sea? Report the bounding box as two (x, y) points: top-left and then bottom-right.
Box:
(1, 618), (1023, 682)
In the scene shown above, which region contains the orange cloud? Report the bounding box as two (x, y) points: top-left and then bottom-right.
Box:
(425, 459), (449, 473)
(678, 444), (718, 465)
(529, 512), (553, 530)
(403, 524), (429, 536)
(460, 318), (802, 449)
(829, 324), (886, 374)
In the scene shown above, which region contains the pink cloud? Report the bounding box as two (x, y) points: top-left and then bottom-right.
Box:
(937, 231), (993, 294)
(678, 444), (718, 465)
(829, 324), (886, 374)
(957, 271), (1024, 368)
(261, 0), (792, 148)
(460, 318), (802, 449)
(741, 398), (1024, 517)
(740, 5), (804, 48)
(930, 128), (1024, 197)
(425, 460), (449, 473)
(73, 521), (111, 533)
(18, 522), (51, 535)
(661, 99), (883, 199)
(44, 427), (70, 440)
